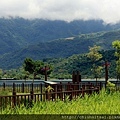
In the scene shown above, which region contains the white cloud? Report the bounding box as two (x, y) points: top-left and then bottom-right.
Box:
(0, 0), (120, 24)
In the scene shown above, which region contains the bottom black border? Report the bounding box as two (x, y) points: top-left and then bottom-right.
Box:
(0, 114), (120, 120)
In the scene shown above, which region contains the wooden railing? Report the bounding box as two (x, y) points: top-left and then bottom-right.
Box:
(0, 83), (45, 93)
(0, 82), (103, 93)
(0, 82), (102, 112)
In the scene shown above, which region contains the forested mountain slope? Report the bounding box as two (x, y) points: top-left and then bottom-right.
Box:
(0, 29), (120, 69)
(0, 18), (118, 55)
(46, 50), (117, 79)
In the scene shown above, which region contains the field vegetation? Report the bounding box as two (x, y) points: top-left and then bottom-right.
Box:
(1, 89), (120, 114)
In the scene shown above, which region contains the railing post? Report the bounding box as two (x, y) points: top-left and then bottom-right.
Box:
(100, 82), (102, 90)
(22, 83), (24, 93)
(47, 91), (51, 101)
(67, 82), (70, 91)
(46, 91), (48, 100)
(58, 88), (62, 100)
(31, 83), (33, 92)
(40, 83), (42, 93)
(60, 82), (62, 91)
(30, 90), (34, 107)
(12, 90), (16, 107)
(77, 82), (79, 90)
(76, 71), (80, 83)
(30, 83), (34, 106)
(40, 84), (43, 101)
(30, 90), (34, 101)
(13, 83), (16, 92)
(82, 85), (85, 97)
(69, 88), (73, 101)
(3, 82), (5, 91)
(43, 93), (46, 101)
(57, 89), (61, 100)
(72, 71), (76, 83)
(54, 85), (57, 100)
(51, 85), (56, 100)
(79, 72), (81, 82)
(89, 83), (93, 95)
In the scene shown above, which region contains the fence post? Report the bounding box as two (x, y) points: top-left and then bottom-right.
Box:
(51, 85), (56, 100)
(13, 83), (16, 92)
(30, 90), (34, 107)
(69, 88), (73, 101)
(22, 83), (24, 93)
(12, 90), (16, 107)
(40, 84), (43, 101)
(31, 83), (33, 92)
(58, 89), (63, 100)
(45, 91), (48, 100)
(100, 82), (102, 90)
(82, 85), (85, 97)
(90, 82), (93, 94)
(54, 85), (57, 100)
(3, 82), (5, 91)
(47, 91), (51, 101)
(76, 71), (80, 83)
(77, 82), (80, 90)
(88, 83), (92, 95)
(60, 82), (62, 91)
(72, 71), (76, 83)
(30, 83), (34, 103)
(79, 72), (81, 82)
(30, 90), (34, 101)
(67, 82), (71, 91)
(40, 83), (42, 93)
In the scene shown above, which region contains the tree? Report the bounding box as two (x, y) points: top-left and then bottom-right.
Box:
(87, 45), (103, 81)
(87, 45), (102, 62)
(24, 58), (53, 81)
(24, 58), (42, 81)
(112, 40), (120, 80)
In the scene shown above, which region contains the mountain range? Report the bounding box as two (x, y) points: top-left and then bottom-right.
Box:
(0, 18), (120, 69)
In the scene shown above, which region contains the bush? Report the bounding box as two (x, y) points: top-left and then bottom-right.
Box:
(106, 81), (116, 94)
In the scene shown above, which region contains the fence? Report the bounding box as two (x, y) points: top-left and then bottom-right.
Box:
(0, 82), (102, 112)
(0, 82), (45, 93)
(1, 81), (120, 93)
(0, 82), (102, 93)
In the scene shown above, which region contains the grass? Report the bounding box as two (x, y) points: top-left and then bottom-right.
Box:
(1, 89), (120, 114)
(0, 88), (12, 96)
(0, 86), (45, 96)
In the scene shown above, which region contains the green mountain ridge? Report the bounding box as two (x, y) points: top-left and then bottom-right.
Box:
(0, 18), (118, 56)
(0, 18), (120, 70)
(0, 29), (120, 69)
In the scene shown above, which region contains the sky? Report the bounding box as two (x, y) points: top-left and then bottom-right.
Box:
(0, 0), (120, 24)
